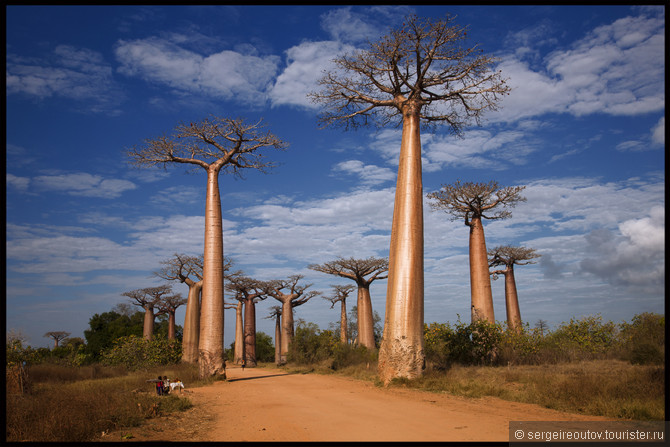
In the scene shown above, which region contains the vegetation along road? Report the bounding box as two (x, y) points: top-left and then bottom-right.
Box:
(101, 365), (611, 442)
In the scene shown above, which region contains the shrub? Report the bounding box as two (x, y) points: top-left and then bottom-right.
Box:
(287, 321), (337, 365)
(101, 335), (182, 370)
(618, 313), (665, 365)
(331, 343), (377, 370)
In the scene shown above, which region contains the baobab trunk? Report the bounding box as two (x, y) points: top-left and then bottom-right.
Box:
(234, 301), (244, 364)
(199, 167), (226, 378)
(280, 300), (293, 363)
(243, 299), (257, 367)
(167, 311), (176, 340)
(182, 280), (202, 363)
(378, 105), (425, 385)
(274, 313), (282, 365)
(339, 298), (347, 344)
(357, 286), (375, 349)
(143, 306), (155, 341)
(504, 267), (522, 331)
(469, 216), (495, 323)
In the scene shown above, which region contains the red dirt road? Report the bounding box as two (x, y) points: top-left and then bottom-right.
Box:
(101, 365), (611, 442)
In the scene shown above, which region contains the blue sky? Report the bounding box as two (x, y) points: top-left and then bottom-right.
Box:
(6, 5), (665, 348)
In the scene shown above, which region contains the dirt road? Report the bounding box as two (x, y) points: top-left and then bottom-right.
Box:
(101, 365), (610, 442)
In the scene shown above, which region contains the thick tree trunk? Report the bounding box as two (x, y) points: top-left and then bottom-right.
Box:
(378, 106), (425, 385)
(167, 311), (176, 340)
(274, 314), (282, 365)
(340, 299), (348, 344)
(504, 268), (522, 331)
(199, 167), (225, 378)
(469, 216), (495, 323)
(143, 306), (155, 341)
(280, 299), (293, 363)
(357, 284), (375, 349)
(182, 279), (202, 363)
(243, 298), (257, 367)
(234, 301), (244, 364)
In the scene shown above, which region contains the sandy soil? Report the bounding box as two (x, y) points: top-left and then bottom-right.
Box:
(100, 365), (611, 442)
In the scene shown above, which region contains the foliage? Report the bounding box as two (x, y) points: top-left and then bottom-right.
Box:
(101, 335), (182, 370)
(83, 310), (179, 362)
(331, 343), (377, 370)
(287, 321), (338, 365)
(618, 312), (665, 365)
(255, 331), (275, 363)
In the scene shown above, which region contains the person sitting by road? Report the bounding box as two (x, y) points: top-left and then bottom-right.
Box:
(162, 376), (170, 395)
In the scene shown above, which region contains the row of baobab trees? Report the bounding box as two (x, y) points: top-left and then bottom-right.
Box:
(126, 14), (520, 383)
(120, 180), (540, 373)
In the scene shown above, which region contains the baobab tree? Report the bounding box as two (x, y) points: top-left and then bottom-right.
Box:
(122, 285), (172, 340)
(488, 245), (540, 331)
(324, 284), (356, 344)
(156, 293), (187, 340)
(226, 297), (245, 365)
(310, 14), (510, 384)
(427, 181), (526, 324)
(43, 331), (70, 348)
(266, 275), (320, 363)
(309, 257), (387, 349)
(265, 306), (282, 365)
(128, 116), (287, 378)
(226, 276), (269, 368)
(155, 254), (236, 363)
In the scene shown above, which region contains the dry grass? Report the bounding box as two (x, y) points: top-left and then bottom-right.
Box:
(391, 360), (665, 421)
(6, 363), (206, 442)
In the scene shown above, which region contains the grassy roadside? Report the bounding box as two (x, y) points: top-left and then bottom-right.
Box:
(275, 359), (665, 421)
(5, 363), (216, 442)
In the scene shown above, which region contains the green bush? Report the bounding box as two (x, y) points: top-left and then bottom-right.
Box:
(331, 343), (377, 370)
(101, 335), (182, 370)
(287, 321), (337, 365)
(619, 313), (665, 365)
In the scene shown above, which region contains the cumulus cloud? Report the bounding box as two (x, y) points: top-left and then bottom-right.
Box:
(6, 45), (125, 114)
(332, 160), (395, 185)
(114, 37), (280, 104)
(580, 206), (665, 291)
(32, 173), (137, 199)
(492, 10), (664, 122)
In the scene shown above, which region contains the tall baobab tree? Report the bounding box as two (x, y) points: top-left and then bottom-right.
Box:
(265, 306), (283, 365)
(427, 181), (525, 324)
(266, 275), (320, 363)
(310, 14), (510, 385)
(324, 284), (356, 344)
(43, 331), (70, 348)
(488, 245), (540, 331)
(128, 117), (287, 378)
(309, 257), (387, 349)
(226, 276), (269, 368)
(122, 285), (172, 340)
(156, 293), (188, 340)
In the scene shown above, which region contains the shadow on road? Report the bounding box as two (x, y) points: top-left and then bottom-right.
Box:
(226, 373), (294, 382)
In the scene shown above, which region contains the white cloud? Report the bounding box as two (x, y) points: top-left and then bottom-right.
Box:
(6, 173), (30, 192)
(270, 40), (355, 108)
(651, 117), (664, 145)
(6, 45), (124, 114)
(492, 10), (664, 122)
(114, 37), (280, 104)
(332, 160), (395, 185)
(32, 172), (137, 198)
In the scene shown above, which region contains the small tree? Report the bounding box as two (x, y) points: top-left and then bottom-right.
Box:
(226, 276), (269, 367)
(265, 275), (320, 363)
(122, 285), (172, 340)
(265, 306), (283, 365)
(324, 284), (356, 344)
(535, 319), (549, 337)
(309, 257), (388, 349)
(310, 14), (510, 385)
(156, 293), (188, 340)
(488, 245), (540, 331)
(43, 331), (70, 348)
(427, 181), (526, 324)
(128, 116), (287, 378)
